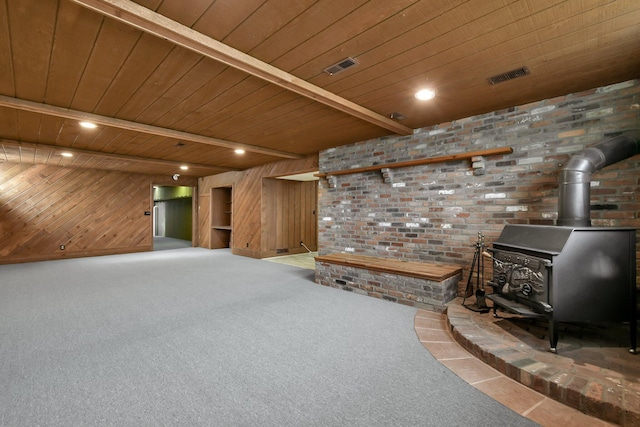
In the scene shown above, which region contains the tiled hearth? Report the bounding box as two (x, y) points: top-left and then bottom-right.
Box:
(416, 299), (639, 426)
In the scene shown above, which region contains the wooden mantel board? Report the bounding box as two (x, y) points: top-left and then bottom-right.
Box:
(316, 147), (513, 178)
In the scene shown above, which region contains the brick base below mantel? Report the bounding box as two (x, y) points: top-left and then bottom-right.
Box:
(315, 260), (462, 312)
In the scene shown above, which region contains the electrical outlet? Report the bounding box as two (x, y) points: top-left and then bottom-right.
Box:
(60, 245), (65, 250)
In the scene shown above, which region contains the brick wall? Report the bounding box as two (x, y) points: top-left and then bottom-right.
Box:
(317, 80), (640, 295)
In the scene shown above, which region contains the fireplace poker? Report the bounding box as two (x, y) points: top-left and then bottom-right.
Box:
(462, 232), (490, 313)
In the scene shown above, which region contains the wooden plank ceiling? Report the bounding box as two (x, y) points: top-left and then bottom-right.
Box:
(0, 0), (638, 178)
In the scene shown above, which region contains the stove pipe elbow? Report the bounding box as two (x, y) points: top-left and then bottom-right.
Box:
(557, 130), (640, 227)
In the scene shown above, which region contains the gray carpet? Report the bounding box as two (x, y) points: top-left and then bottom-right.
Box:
(0, 248), (538, 426)
(153, 236), (192, 251)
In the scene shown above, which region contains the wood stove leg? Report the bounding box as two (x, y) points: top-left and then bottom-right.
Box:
(549, 318), (558, 354)
(491, 302), (501, 318)
(629, 281), (637, 354)
(630, 315), (637, 355)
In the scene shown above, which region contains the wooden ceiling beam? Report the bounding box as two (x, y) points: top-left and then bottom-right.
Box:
(69, 0), (413, 136)
(0, 95), (302, 160)
(0, 138), (240, 173)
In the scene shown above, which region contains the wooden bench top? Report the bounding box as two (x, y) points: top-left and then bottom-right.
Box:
(315, 253), (462, 282)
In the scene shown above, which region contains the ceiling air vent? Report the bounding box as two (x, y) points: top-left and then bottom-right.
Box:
(488, 66), (530, 85)
(323, 57), (359, 76)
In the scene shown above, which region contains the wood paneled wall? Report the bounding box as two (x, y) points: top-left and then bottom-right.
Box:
(198, 172), (242, 248)
(198, 156), (318, 258)
(197, 192), (211, 248)
(263, 179), (317, 256)
(0, 162), (196, 264)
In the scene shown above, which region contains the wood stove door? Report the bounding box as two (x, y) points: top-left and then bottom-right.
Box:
(487, 248), (552, 314)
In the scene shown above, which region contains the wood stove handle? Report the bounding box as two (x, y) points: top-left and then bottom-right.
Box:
(538, 302), (553, 313)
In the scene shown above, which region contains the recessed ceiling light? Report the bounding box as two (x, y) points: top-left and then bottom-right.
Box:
(61, 152), (73, 157)
(180, 165), (188, 170)
(415, 88), (436, 101)
(235, 149), (245, 155)
(79, 121), (97, 129)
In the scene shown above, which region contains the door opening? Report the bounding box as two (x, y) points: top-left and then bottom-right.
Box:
(152, 185), (194, 251)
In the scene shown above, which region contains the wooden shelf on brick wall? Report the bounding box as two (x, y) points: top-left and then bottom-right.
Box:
(316, 147), (512, 180)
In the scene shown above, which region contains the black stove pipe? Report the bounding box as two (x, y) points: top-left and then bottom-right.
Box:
(557, 130), (640, 227)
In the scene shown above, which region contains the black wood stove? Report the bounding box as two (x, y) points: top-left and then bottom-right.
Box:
(486, 130), (639, 354)
(486, 224), (637, 353)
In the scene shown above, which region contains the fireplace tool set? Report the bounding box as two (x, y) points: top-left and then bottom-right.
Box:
(462, 232), (490, 313)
